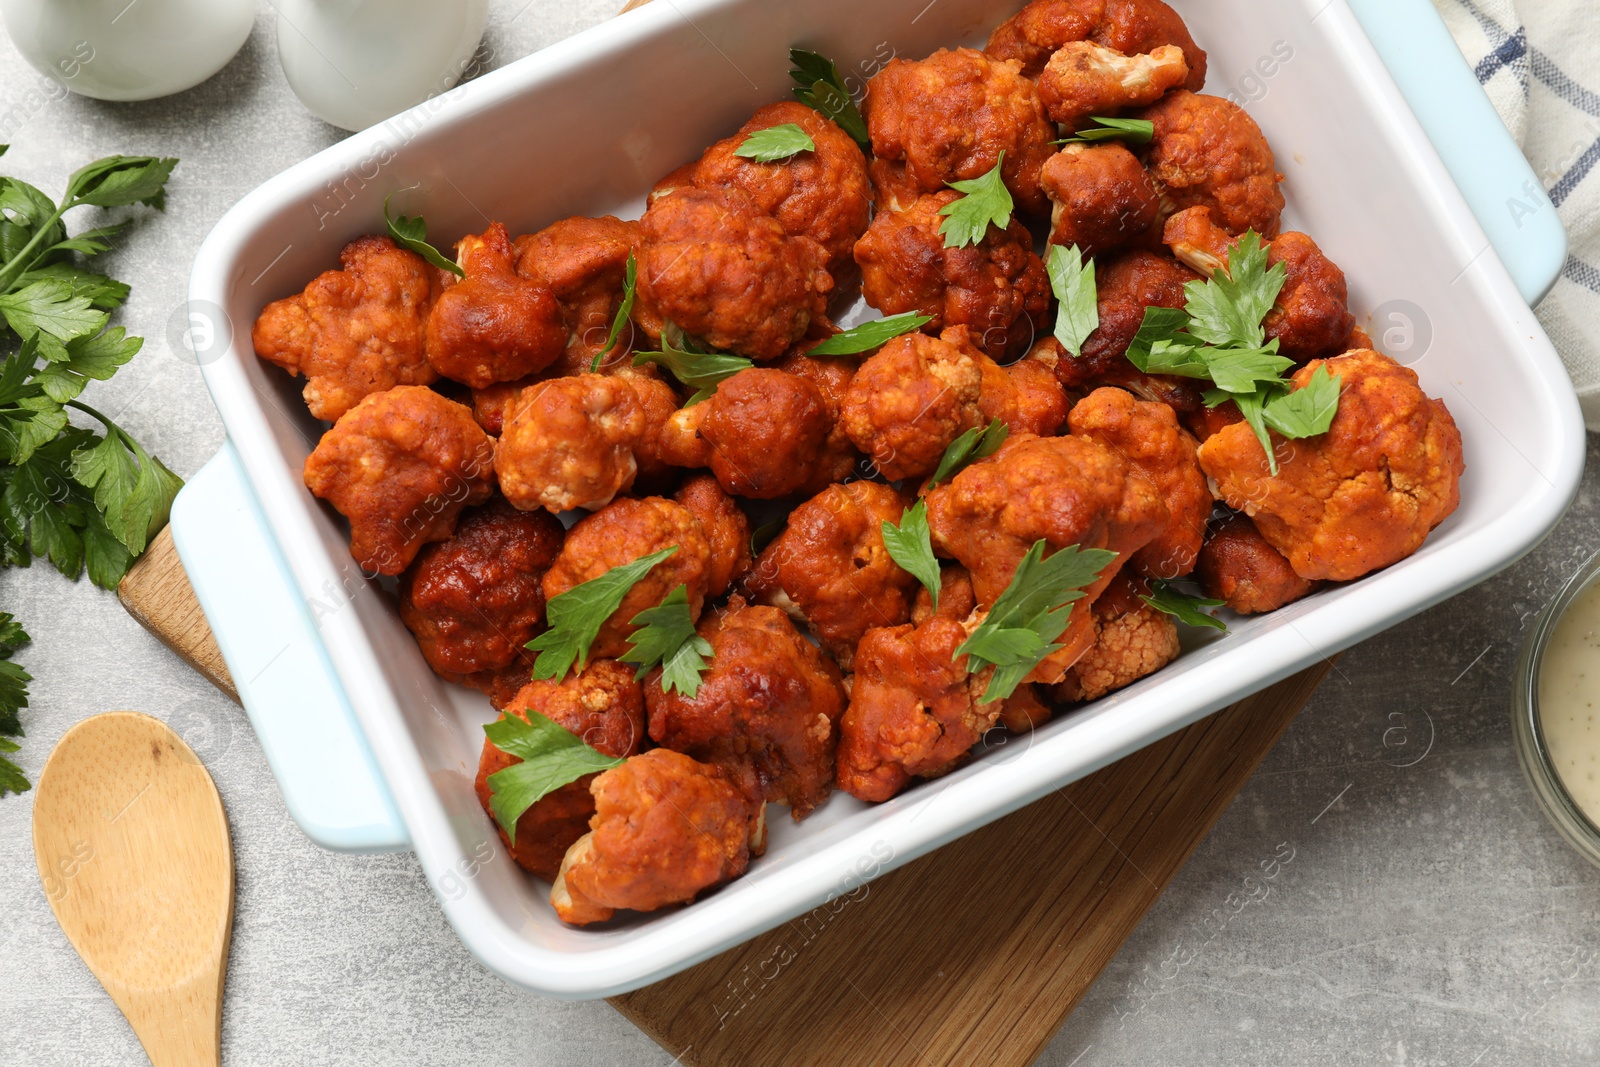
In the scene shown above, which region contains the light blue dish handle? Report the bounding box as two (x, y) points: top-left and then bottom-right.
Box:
(169, 441), (408, 852)
(170, 0), (1564, 856)
(1348, 0), (1567, 306)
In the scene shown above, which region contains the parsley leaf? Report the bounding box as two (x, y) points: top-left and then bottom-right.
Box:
(1181, 231), (1286, 349)
(64, 156), (178, 211)
(0, 278), (107, 343)
(881, 501), (942, 611)
(1262, 365), (1341, 439)
(1048, 244), (1099, 357)
(633, 325), (753, 404)
(482, 712), (625, 842)
(0, 611), (30, 795)
(807, 311), (931, 355)
(955, 540), (1117, 701)
(928, 418), (1008, 487)
(735, 123), (816, 162)
(790, 48), (870, 150)
(1055, 116), (1156, 146)
(592, 251), (636, 372)
(1140, 579), (1227, 631)
(1202, 344), (1293, 394)
(17, 263), (129, 310)
(939, 154), (1014, 249)
(383, 192), (464, 278)
(68, 402), (184, 558)
(621, 584), (713, 696)
(526, 547), (678, 681)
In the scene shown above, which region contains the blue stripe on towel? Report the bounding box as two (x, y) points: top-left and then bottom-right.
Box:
(1475, 30), (1527, 83)
(1550, 137), (1600, 207)
(1563, 256), (1600, 295)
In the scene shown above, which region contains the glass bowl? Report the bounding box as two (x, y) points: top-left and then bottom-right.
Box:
(1512, 547), (1600, 869)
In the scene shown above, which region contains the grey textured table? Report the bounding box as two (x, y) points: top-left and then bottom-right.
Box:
(2, 4), (1598, 1065)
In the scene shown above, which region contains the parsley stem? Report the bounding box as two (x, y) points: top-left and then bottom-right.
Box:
(66, 399), (133, 448)
(0, 203), (74, 295)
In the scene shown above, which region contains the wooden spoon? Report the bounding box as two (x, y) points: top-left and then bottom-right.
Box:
(32, 711), (234, 1066)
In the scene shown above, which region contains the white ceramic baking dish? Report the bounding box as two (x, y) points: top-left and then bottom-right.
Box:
(177, 0), (1584, 998)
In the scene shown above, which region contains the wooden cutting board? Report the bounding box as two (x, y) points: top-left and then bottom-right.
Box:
(118, 527), (1329, 1065)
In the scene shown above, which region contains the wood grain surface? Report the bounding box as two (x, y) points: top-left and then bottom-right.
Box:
(32, 712), (235, 1067)
(119, 528), (237, 703)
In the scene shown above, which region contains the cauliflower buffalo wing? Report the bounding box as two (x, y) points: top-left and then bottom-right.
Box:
(475, 661), (646, 881)
(673, 473), (752, 598)
(841, 329), (985, 482)
(303, 385), (496, 576)
(977, 335), (1072, 437)
(495, 374), (646, 513)
(1195, 511), (1321, 614)
(513, 215), (642, 376)
(1198, 349), (1465, 582)
(1041, 143), (1161, 259)
(646, 599), (847, 818)
(835, 615), (1000, 802)
(1037, 41), (1189, 128)
(986, 0), (1208, 85)
(398, 497), (565, 677)
(1136, 91), (1285, 238)
(744, 480), (919, 668)
(925, 432), (1168, 679)
(542, 496), (713, 659)
(551, 748), (760, 925)
(692, 101), (872, 276)
(253, 235), (439, 422)
(863, 47), (1055, 215)
(1069, 386), (1211, 579)
(853, 191), (1050, 361)
(426, 222), (568, 388)
(1163, 206), (1355, 362)
(1052, 571), (1180, 702)
(636, 186), (832, 360)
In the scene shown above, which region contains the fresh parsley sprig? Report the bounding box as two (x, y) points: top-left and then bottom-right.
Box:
(735, 123), (816, 163)
(0, 147), (183, 590)
(383, 191), (464, 277)
(939, 154), (1014, 249)
(526, 547), (678, 680)
(632, 324), (753, 405)
(807, 312), (931, 356)
(482, 712), (625, 842)
(928, 418), (1008, 487)
(955, 540), (1117, 702)
(0, 612), (31, 795)
(621, 584), (713, 696)
(1054, 117), (1155, 146)
(790, 48), (870, 151)
(592, 251), (637, 372)
(1048, 244), (1098, 357)
(881, 500), (942, 611)
(1141, 579), (1227, 631)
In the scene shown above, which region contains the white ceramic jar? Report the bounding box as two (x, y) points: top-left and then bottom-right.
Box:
(0, 0), (255, 101)
(274, 0), (490, 132)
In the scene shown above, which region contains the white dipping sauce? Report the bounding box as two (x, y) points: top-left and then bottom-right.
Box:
(1540, 581), (1600, 823)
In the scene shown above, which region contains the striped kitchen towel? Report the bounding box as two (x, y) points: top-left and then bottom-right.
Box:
(1434, 0), (1600, 430)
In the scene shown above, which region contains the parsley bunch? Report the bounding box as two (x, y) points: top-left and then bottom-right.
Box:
(0, 147), (184, 588)
(0, 613), (30, 796)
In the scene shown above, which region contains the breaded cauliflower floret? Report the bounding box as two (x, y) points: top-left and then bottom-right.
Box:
(1069, 386), (1211, 579)
(542, 496), (713, 659)
(495, 374), (645, 513)
(253, 235), (439, 422)
(835, 616), (1001, 803)
(303, 385), (495, 576)
(986, 0), (1208, 84)
(673, 473), (752, 598)
(841, 329), (985, 482)
(853, 192), (1051, 361)
(1196, 511), (1321, 614)
(1197, 350), (1466, 582)
(976, 330), (1071, 436)
(636, 186), (832, 361)
(514, 215), (642, 376)
(426, 222), (568, 388)
(551, 748), (760, 925)
(474, 661), (645, 881)
(399, 497), (565, 677)
(1164, 206), (1355, 362)
(863, 47), (1056, 215)
(744, 480), (919, 669)
(924, 432), (1168, 678)
(692, 101), (872, 276)
(1135, 91), (1285, 238)
(646, 598), (847, 819)
(1037, 41), (1189, 128)
(1041, 143), (1161, 259)
(1052, 572), (1180, 702)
